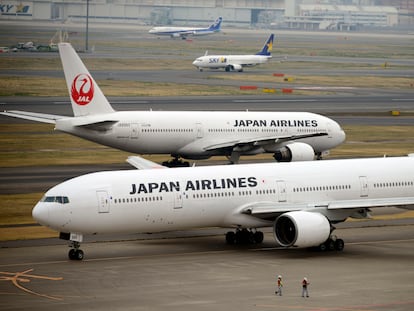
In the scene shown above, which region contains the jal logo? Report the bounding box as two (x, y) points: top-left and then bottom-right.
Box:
(71, 74), (94, 105)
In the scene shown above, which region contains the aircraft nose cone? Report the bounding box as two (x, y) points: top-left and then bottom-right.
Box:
(338, 129), (346, 143)
(32, 202), (49, 225)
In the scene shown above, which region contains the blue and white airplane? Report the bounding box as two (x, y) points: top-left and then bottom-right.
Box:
(148, 16), (222, 39)
(192, 34), (274, 72)
(33, 154), (414, 260)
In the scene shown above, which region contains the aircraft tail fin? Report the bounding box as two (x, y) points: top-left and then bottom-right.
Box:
(256, 34), (274, 56)
(58, 43), (115, 117)
(208, 16), (222, 31)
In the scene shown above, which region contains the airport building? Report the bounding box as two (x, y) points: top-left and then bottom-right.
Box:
(0, 0), (412, 29)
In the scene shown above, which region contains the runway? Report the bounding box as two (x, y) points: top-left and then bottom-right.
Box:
(1, 94), (414, 121)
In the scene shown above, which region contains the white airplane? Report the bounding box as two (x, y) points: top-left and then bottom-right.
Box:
(32, 154), (414, 260)
(192, 34), (273, 72)
(1, 42), (345, 167)
(148, 16), (222, 39)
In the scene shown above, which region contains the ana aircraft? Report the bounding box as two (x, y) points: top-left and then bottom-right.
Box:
(148, 16), (222, 39)
(1, 42), (345, 166)
(33, 154), (414, 260)
(192, 34), (273, 72)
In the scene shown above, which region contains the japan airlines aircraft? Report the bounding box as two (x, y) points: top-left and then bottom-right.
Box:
(192, 34), (273, 72)
(33, 154), (414, 260)
(1, 42), (345, 166)
(148, 16), (222, 39)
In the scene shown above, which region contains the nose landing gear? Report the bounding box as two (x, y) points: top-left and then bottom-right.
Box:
(68, 241), (84, 260)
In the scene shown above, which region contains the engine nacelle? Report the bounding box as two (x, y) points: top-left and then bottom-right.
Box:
(273, 211), (330, 248)
(273, 142), (315, 162)
(231, 64), (242, 71)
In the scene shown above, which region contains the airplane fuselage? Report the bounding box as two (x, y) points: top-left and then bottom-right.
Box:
(148, 27), (218, 37)
(34, 156), (414, 236)
(192, 55), (271, 70)
(55, 111), (345, 160)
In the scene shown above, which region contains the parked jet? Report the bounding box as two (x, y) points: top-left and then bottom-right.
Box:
(148, 16), (222, 39)
(1, 42), (345, 166)
(192, 34), (273, 72)
(32, 154), (414, 260)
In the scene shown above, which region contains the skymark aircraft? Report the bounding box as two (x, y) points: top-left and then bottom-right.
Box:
(148, 16), (222, 39)
(192, 34), (273, 72)
(33, 154), (414, 260)
(1, 42), (345, 167)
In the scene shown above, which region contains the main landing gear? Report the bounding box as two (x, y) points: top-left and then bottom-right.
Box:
(315, 235), (344, 252)
(225, 228), (264, 245)
(162, 157), (190, 168)
(68, 241), (84, 260)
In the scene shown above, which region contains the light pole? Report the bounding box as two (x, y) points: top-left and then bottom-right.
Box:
(85, 0), (89, 52)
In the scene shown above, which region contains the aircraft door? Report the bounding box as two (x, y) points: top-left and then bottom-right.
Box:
(96, 190), (110, 213)
(276, 180), (287, 202)
(359, 176), (369, 197)
(130, 123), (140, 139)
(173, 191), (183, 209)
(173, 181), (184, 209)
(195, 123), (203, 139)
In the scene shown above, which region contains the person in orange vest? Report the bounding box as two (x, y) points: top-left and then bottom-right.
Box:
(275, 275), (283, 296)
(301, 277), (310, 297)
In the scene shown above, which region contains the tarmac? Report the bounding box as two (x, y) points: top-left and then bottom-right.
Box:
(0, 220), (413, 311)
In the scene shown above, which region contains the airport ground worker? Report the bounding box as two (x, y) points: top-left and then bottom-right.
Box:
(302, 277), (310, 297)
(275, 275), (283, 296)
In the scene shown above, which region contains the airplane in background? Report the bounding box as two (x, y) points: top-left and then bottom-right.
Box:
(32, 154), (414, 260)
(192, 34), (273, 72)
(148, 16), (222, 39)
(1, 42), (346, 167)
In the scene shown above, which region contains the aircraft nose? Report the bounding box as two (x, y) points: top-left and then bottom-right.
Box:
(339, 129), (346, 143)
(32, 202), (49, 225)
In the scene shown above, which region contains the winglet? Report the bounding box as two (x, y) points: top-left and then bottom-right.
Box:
(256, 34), (274, 56)
(58, 43), (115, 117)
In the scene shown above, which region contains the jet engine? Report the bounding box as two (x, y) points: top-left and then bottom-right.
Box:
(273, 211), (330, 248)
(226, 64), (243, 72)
(273, 142), (315, 162)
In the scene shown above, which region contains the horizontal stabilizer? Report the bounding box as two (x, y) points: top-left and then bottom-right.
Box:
(1, 110), (66, 124)
(127, 156), (167, 170)
(74, 120), (118, 131)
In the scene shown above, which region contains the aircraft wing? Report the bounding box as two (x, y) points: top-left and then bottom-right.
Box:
(327, 197), (414, 210)
(204, 132), (328, 152)
(241, 197), (414, 220)
(1, 110), (66, 124)
(127, 156), (167, 170)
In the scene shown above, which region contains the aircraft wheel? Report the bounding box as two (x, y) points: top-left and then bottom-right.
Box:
(75, 249), (84, 260)
(225, 231), (236, 245)
(69, 249), (84, 260)
(326, 239), (335, 251)
(253, 231), (264, 244)
(334, 239), (345, 251)
(318, 243), (327, 252)
(68, 249), (76, 260)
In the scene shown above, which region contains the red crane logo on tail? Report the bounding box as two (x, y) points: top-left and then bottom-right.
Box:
(71, 74), (94, 106)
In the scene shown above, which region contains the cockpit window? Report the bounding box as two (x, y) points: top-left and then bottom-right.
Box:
(41, 196), (69, 204)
